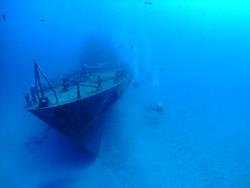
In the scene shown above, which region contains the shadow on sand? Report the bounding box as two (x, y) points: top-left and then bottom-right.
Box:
(23, 113), (109, 170)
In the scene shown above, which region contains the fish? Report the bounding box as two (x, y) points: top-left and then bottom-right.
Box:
(149, 102), (164, 114)
(145, 1), (152, 5)
(2, 14), (6, 21)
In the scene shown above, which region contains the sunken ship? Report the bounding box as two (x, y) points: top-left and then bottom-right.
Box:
(24, 61), (131, 154)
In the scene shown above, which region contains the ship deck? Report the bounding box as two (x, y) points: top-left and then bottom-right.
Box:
(27, 69), (128, 109)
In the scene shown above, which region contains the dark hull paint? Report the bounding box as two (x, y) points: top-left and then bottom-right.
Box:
(29, 78), (130, 155)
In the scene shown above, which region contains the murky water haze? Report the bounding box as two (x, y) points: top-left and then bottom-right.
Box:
(1, 0), (250, 187)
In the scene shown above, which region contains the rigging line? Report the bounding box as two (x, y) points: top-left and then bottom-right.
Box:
(33, 60), (59, 103)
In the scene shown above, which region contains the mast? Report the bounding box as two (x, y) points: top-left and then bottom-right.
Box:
(33, 60), (59, 104)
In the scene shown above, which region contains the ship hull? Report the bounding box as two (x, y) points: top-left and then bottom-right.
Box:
(29, 77), (130, 155)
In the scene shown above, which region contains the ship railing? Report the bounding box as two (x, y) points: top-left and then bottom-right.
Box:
(76, 75), (102, 99)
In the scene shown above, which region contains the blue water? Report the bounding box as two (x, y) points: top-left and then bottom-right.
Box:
(1, 0), (250, 187)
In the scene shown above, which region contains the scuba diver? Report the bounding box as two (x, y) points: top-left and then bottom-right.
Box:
(61, 78), (70, 92)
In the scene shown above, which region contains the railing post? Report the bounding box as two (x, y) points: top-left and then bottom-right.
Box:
(96, 75), (102, 91)
(77, 82), (81, 99)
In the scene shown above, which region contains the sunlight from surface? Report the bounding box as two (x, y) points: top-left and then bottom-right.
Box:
(157, 0), (250, 23)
